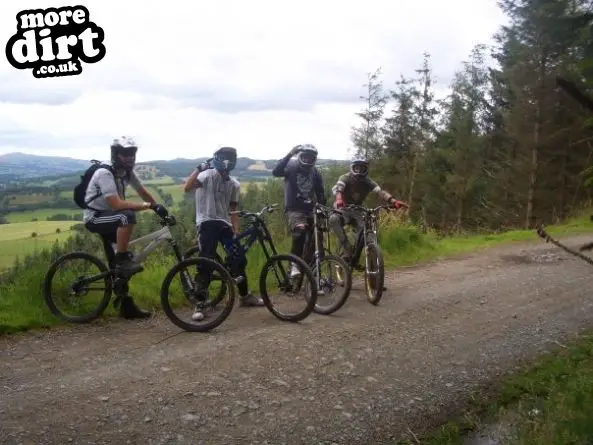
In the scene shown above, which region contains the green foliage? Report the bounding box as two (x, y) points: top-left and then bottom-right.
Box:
(347, 0), (593, 234)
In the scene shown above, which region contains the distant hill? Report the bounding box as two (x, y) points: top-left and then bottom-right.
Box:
(0, 152), (90, 184)
(0, 152), (349, 187)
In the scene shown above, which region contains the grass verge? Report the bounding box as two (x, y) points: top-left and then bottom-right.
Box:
(398, 331), (593, 445)
(1, 210), (593, 335)
(379, 211), (593, 269)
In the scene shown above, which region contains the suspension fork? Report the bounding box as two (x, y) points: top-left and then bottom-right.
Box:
(362, 216), (369, 273)
(256, 220), (278, 260)
(311, 210), (321, 285)
(256, 220), (291, 284)
(364, 214), (379, 274)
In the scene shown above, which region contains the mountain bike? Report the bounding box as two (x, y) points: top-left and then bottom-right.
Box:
(291, 202), (352, 315)
(332, 204), (393, 305)
(183, 204), (318, 322)
(43, 213), (236, 332)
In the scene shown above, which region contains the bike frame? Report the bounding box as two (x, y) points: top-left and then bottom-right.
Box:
(309, 202), (336, 260)
(86, 217), (185, 286)
(224, 204), (293, 287)
(126, 225), (184, 265)
(305, 203), (340, 287)
(224, 208), (281, 262)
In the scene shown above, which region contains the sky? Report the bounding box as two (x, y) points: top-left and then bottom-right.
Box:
(0, 0), (508, 162)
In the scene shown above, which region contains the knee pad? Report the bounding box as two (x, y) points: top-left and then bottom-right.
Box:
(291, 224), (308, 240)
(328, 214), (343, 227)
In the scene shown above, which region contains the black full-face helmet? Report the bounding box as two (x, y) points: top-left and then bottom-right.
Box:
(350, 157), (369, 177)
(296, 144), (318, 168)
(212, 146), (237, 173)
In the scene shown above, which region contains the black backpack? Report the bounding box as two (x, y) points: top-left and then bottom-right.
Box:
(73, 160), (115, 210)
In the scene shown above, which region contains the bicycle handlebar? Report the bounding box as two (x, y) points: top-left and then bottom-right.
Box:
(343, 204), (392, 214)
(229, 203), (279, 218)
(159, 214), (177, 227)
(313, 202), (343, 216)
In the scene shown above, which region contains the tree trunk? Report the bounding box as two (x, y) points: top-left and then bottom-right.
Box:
(560, 134), (570, 221)
(456, 193), (464, 234)
(525, 55), (546, 230)
(407, 149), (418, 212)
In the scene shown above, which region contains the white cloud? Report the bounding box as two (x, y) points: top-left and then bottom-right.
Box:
(0, 0), (507, 162)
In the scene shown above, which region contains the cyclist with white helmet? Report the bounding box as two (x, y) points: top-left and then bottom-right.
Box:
(183, 146), (264, 321)
(83, 136), (168, 319)
(272, 144), (327, 277)
(329, 157), (408, 262)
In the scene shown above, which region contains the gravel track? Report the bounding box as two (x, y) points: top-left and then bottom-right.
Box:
(1, 235), (593, 445)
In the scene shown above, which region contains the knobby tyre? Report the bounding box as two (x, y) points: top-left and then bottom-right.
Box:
(43, 251), (112, 323)
(160, 257), (236, 332)
(365, 243), (385, 305)
(307, 254), (353, 315)
(183, 245), (228, 308)
(259, 253), (318, 322)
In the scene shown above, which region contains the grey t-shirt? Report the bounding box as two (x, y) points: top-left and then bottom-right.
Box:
(82, 167), (142, 222)
(193, 168), (240, 228)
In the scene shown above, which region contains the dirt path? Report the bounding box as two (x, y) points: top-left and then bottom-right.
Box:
(2, 235), (593, 445)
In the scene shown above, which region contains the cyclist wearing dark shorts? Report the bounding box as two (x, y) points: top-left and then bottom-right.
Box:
(183, 146), (264, 321)
(83, 136), (168, 319)
(329, 158), (407, 261)
(272, 144), (326, 278)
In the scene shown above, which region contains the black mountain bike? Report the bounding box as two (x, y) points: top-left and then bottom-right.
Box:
(183, 204), (318, 322)
(292, 202), (352, 315)
(43, 213), (237, 332)
(333, 204), (393, 305)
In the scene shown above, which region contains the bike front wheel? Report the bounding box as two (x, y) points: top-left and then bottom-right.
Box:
(364, 244), (385, 305)
(43, 251), (113, 323)
(183, 245), (228, 308)
(259, 254), (318, 322)
(306, 254), (352, 315)
(160, 257), (236, 332)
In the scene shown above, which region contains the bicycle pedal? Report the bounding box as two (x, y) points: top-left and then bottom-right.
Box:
(234, 276), (245, 285)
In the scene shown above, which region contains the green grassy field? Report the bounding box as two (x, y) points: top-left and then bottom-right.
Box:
(5, 208), (82, 223)
(159, 183), (187, 204)
(143, 176), (176, 185)
(0, 220), (76, 270)
(0, 220), (77, 241)
(4, 193), (52, 206)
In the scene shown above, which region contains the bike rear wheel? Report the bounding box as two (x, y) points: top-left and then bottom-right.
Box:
(160, 257), (236, 332)
(365, 244), (385, 305)
(43, 251), (112, 323)
(259, 254), (317, 322)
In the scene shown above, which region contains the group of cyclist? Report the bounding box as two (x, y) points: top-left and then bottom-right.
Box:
(81, 138), (408, 320)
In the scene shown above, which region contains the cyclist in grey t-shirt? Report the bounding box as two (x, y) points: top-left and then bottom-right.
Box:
(83, 136), (168, 319)
(183, 146), (264, 321)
